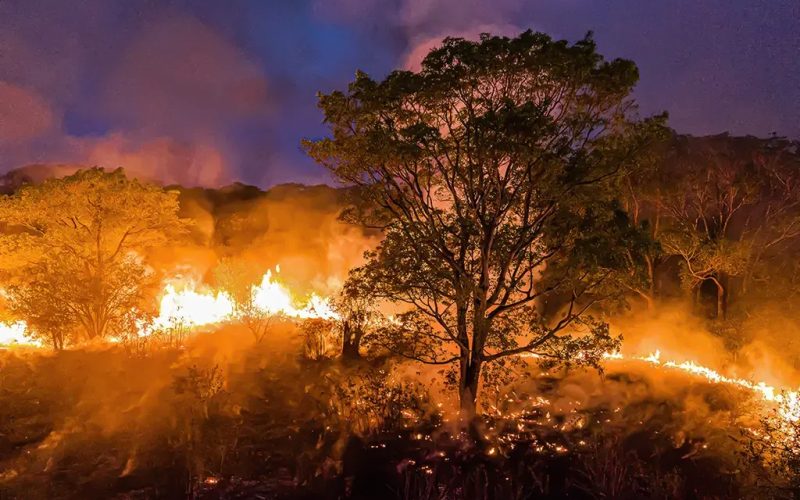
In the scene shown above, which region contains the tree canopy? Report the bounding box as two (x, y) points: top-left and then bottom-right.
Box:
(304, 31), (668, 412)
(0, 167), (189, 344)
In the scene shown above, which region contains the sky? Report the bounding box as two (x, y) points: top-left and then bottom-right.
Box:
(1, 0), (798, 188)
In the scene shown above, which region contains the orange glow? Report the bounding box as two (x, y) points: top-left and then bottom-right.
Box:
(0, 321), (39, 347)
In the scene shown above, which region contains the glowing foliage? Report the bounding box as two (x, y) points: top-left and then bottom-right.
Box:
(0, 168), (189, 342)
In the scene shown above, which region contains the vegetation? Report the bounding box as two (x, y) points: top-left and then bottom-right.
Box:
(0, 30), (799, 500)
(0, 168), (189, 345)
(213, 257), (283, 343)
(304, 31), (668, 412)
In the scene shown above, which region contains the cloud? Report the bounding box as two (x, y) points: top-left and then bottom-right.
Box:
(0, 83), (56, 144)
(98, 13), (269, 137)
(401, 23), (522, 71)
(314, 0), (532, 75)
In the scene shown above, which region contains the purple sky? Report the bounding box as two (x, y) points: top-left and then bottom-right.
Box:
(1, 0), (798, 188)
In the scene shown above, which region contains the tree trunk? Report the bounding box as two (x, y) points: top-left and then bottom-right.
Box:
(716, 281), (726, 320)
(341, 337), (361, 359)
(340, 321), (362, 360)
(458, 355), (482, 415)
(646, 256), (657, 309)
(458, 354), (487, 448)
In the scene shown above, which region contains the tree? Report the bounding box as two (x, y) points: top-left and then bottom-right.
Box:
(4, 265), (78, 351)
(213, 258), (282, 343)
(615, 139), (674, 309)
(332, 271), (381, 360)
(655, 134), (800, 319)
(0, 167), (189, 342)
(304, 31), (666, 412)
(296, 273), (382, 360)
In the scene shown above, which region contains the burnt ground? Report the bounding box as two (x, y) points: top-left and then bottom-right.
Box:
(0, 338), (776, 500)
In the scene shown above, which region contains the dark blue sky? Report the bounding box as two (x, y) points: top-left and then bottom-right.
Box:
(1, 0), (798, 188)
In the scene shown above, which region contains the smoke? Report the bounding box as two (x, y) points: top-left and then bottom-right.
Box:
(202, 184), (381, 294)
(0, 2), (270, 187)
(79, 134), (229, 188)
(0, 83), (56, 144)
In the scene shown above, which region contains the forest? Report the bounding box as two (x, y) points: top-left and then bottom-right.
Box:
(1, 32), (800, 500)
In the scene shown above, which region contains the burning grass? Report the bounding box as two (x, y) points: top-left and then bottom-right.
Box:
(1, 268), (800, 499)
(0, 323), (794, 500)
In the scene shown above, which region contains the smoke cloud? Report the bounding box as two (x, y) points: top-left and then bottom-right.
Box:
(0, 0), (797, 188)
(0, 2), (270, 187)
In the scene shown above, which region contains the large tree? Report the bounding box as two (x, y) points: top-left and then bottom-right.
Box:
(304, 32), (666, 412)
(0, 167), (189, 342)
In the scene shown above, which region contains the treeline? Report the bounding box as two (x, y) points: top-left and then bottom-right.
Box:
(620, 133), (800, 320)
(2, 133), (799, 361)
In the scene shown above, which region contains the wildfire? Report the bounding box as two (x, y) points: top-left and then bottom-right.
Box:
(508, 347), (800, 440)
(600, 349), (800, 425)
(3, 265), (800, 442)
(153, 284), (235, 330)
(0, 321), (39, 348)
(152, 266), (338, 332)
(251, 270), (338, 320)
(0, 266), (338, 346)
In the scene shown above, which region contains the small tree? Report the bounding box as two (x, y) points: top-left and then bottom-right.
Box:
(5, 270), (78, 351)
(0, 167), (189, 341)
(299, 318), (336, 360)
(332, 271), (381, 360)
(213, 258), (282, 343)
(304, 31), (665, 412)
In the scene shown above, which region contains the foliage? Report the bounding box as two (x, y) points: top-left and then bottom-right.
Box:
(0, 168), (189, 343)
(173, 364), (238, 490)
(653, 135), (800, 318)
(331, 271), (383, 358)
(300, 318), (338, 360)
(113, 308), (157, 356)
(304, 30), (666, 410)
(744, 397), (800, 497)
(319, 364), (429, 434)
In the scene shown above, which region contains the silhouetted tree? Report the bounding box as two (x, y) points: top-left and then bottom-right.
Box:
(654, 135), (800, 319)
(305, 31), (666, 412)
(213, 258), (282, 343)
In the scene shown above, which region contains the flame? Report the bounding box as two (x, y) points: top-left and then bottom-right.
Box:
(600, 349), (800, 425)
(0, 266), (337, 346)
(154, 284), (235, 330)
(152, 266), (338, 332)
(250, 270), (339, 320)
(0, 321), (39, 348)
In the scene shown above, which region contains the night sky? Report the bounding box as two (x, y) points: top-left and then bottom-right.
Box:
(1, 0), (798, 188)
